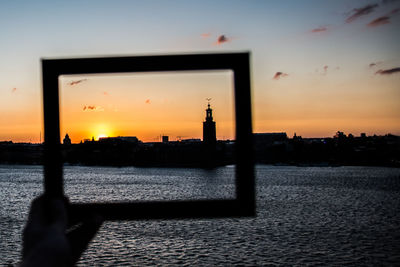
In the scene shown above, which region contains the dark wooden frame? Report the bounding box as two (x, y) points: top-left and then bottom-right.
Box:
(42, 52), (255, 220)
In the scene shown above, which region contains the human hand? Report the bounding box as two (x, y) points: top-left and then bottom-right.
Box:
(21, 195), (103, 267)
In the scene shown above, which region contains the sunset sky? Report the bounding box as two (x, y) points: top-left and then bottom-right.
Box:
(60, 71), (234, 142)
(0, 0), (399, 143)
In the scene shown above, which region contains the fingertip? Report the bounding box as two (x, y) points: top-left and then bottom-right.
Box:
(66, 213), (103, 265)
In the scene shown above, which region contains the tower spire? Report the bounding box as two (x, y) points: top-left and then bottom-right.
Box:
(205, 98), (213, 121)
(206, 98), (211, 109)
(203, 99), (216, 145)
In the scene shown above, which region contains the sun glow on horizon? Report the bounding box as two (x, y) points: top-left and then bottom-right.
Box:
(91, 123), (114, 141)
(97, 134), (108, 139)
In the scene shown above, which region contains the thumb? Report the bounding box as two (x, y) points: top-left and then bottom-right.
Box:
(66, 214), (103, 266)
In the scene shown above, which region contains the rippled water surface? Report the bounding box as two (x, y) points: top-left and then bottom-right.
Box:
(1, 165), (400, 266)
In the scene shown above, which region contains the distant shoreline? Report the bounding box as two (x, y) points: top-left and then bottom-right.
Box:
(1, 161), (399, 169)
(1, 133), (400, 168)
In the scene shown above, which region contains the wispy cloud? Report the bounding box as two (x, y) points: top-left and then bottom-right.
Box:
(315, 65), (336, 75)
(323, 65), (329, 75)
(69, 79), (87, 86)
(369, 62), (383, 68)
(375, 67), (400, 75)
(389, 7), (400, 15)
(201, 33), (211, 38)
(367, 8), (399, 27)
(215, 35), (231, 45)
(346, 4), (379, 23)
(382, 0), (400, 5)
(368, 16), (391, 26)
(311, 26), (328, 33)
(273, 72), (289, 80)
(83, 105), (104, 112)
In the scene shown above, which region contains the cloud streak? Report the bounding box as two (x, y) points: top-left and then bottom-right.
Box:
(382, 0), (400, 5)
(323, 65), (329, 75)
(311, 26), (328, 33)
(215, 35), (231, 45)
(273, 72), (288, 80)
(69, 79), (87, 86)
(375, 67), (400, 75)
(389, 7), (400, 15)
(346, 4), (379, 23)
(368, 16), (391, 26)
(367, 8), (399, 27)
(83, 105), (104, 112)
(369, 62), (383, 68)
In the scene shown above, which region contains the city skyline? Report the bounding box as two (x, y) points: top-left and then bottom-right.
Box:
(1, 0), (399, 142)
(61, 98), (220, 144)
(62, 101), (225, 144)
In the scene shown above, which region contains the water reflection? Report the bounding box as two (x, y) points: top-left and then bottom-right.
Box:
(1, 165), (400, 266)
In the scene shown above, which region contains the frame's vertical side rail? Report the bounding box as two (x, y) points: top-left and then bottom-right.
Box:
(42, 60), (63, 197)
(234, 53), (255, 216)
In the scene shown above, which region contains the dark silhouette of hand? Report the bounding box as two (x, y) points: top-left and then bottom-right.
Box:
(21, 195), (103, 267)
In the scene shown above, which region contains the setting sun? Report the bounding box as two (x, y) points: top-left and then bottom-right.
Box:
(92, 124), (113, 141)
(96, 134), (108, 140)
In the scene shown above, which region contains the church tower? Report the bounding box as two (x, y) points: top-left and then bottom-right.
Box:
(203, 101), (216, 145)
(63, 133), (71, 145)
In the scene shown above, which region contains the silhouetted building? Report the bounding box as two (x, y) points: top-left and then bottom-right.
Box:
(334, 131), (346, 139)
(293, 132), (302, 140)
(63, 133), (71, 145)
(162, 136), (169, 143)
(181, 138), (201, 143)
(203, 102), (216, 145)
(98, 136), (140, 144)
(254, 132), (287, 146)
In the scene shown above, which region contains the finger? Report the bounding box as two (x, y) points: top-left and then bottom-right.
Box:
(22, 195), (47, 257)
(22, 195), (68, 257)
(66, 214), (103, 265)
(45, 196), (69, 229)
(25, 195), (46, 227)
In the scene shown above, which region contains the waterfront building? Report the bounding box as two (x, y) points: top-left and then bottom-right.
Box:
(162, 136), (169, 143)
(203, 102), (216, 145)
(63, 133), (71, 145)
(253, 132), (287, 146)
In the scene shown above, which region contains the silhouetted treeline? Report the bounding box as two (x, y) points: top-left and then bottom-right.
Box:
(254, 132), (400, 167)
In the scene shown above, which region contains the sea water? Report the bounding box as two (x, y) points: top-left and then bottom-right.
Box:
(1, 165), (399, 266)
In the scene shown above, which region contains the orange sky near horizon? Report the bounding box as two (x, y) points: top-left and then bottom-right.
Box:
(59, 71), (235, 143)
(1, 68), (399, 143)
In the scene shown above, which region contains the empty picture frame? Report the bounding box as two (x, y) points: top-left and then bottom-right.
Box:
(42, 52), (255, 220)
